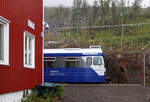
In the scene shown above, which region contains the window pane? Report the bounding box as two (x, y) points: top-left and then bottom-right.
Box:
(53, 57), (89, 68)
(0, 24), (4, 60)
(25, 37), (27, 51)
(44, 61), (56, 68)
(66, 57), (80, 68)
(25, 37), (27, 64)
(55, 57), (65, 68)
(66, 61), (80, 68)
(93, 57), (102, 65)
(29, 38), (32, 65)
(29, 53), (31, 65)
(86, 57), (92, 66)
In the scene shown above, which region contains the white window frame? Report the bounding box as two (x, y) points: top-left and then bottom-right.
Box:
(24, 31), (35, 69)
(0, 16), (10, 65)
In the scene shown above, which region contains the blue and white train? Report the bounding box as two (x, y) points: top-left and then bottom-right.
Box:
(44, 46), (106, 83)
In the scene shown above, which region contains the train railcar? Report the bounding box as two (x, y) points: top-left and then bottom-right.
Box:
(44, 46), (106, 83)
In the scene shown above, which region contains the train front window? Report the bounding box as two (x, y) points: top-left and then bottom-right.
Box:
(44, 57), (56, 68)
(93, 57), (102, 65)
(66, 57), (80, 68)
(86, 57), (92, 66)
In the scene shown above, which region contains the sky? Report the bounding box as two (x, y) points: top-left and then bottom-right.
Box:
(44, 0), (150, 7)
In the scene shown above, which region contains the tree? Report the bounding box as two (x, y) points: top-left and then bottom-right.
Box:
(132, 0), (143, 34)
(54, 6), (67, 27)
(99, 0), (105, 25)
(99, 0), (111, 25)
(117, 0), (125, 24)
(111, 0), (117, 25)
(92, 0), (99, 25)
(81, 0), (88, 23)
(132, 0), (143, 24)
(72, 0), (82, 28)
(104, 0), (111, 25)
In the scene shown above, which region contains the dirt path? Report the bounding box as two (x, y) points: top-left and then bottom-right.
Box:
(61, 84), (150, 102)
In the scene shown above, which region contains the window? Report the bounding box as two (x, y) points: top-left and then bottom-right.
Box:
(86, 57), (92, 66)
(24, 31), (35, 68)
(44, 57), (56, 68)
(93, 57), (103, 65)
(0, 16), (9, 65)
(65, 57), (80, 68)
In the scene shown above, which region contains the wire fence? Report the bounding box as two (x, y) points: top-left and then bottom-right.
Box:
(48, 23), (150, 30)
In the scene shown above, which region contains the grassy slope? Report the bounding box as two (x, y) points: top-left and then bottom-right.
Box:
(48, 22), (150, 51)
(44, 6), (150, 51)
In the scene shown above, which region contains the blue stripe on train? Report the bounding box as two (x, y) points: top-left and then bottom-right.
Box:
(44, 68), (105, 83)
(44, 53), (103, 57)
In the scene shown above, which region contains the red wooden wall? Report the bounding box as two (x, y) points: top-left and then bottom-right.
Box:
(0, 0), (43, 94)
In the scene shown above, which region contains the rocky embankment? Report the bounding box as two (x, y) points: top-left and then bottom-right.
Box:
(104, 51), (150, 85)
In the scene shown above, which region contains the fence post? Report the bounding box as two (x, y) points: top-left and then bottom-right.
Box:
(143, 52), (146, 88)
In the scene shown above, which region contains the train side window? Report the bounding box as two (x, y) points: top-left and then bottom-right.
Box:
(65, 57), (79, 68)
(86, 57), (92, 66)
(44, 57), (56, 68)
(93, 57), (102, 65)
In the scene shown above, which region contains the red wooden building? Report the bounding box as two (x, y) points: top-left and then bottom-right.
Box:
(0, 0), (43, 99)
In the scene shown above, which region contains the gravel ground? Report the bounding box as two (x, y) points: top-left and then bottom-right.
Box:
(61, 84), (150, 102)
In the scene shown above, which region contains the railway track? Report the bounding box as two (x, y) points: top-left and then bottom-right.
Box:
(61, 84), (150, 102)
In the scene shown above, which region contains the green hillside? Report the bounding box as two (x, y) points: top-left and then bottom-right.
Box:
(44, 0), (150, 51)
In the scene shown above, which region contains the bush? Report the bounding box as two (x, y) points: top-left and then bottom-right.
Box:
(22, 85), (64, 102)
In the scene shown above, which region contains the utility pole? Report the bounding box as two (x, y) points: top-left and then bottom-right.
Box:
(143, 53), (146, 88)
(121, 14), (124, 51)
(76, 16), (82, 47)
(121, 3), (124, 51)
(76, 16), (79, 34)
(141, 42), (150, 88)
(76, 16), (80, 46)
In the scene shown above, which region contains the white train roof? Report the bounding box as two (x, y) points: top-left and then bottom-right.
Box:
(44, 48), (103, 54)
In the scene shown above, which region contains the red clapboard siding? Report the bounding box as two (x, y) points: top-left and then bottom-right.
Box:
(0, 0), (43, 94)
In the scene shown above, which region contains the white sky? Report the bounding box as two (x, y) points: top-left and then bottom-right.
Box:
(44, 0), (150, 7)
